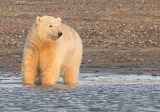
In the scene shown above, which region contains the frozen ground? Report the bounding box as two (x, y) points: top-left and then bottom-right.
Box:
(0, 72), (160, 112)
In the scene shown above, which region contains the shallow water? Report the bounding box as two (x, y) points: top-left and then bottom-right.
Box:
(0, 72), (160, 112)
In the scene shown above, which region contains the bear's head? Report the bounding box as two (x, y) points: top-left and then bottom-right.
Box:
(36, 16), (63, 41)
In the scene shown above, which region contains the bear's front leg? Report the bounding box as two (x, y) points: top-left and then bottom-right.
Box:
(39, 47), (60, 86)
(40, 67), (60, 86)
(22, 49), (38, 85)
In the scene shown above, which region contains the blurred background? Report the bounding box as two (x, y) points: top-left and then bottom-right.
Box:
(0, 0), (159, 48)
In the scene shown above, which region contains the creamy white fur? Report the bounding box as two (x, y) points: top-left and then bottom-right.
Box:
(21, 16), (82, 85)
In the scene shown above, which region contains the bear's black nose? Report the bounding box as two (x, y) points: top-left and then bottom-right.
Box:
(58, 32), (62, 37)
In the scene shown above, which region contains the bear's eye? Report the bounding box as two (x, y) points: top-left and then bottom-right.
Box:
(49, 25), (53, 28)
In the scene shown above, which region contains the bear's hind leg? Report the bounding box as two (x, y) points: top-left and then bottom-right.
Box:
(62, 62), (80, 85)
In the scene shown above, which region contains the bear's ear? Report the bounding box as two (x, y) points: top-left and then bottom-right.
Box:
(36, 16), (41, 24)
(57, 17), (62, 23)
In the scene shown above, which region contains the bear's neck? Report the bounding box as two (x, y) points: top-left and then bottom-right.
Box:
(29, 24), (58, 50)
(31, 35), (58, 50)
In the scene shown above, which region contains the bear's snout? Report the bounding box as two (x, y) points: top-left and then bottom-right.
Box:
(58, 32), (62, 37)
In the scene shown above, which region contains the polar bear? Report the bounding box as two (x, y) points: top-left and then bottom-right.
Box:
(21, 15), (82, 86)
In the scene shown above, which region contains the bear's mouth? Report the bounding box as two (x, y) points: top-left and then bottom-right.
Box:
(51, 35), (60, 40)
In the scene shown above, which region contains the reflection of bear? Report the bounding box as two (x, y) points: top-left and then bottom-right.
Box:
(21, 16), (82, 86)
